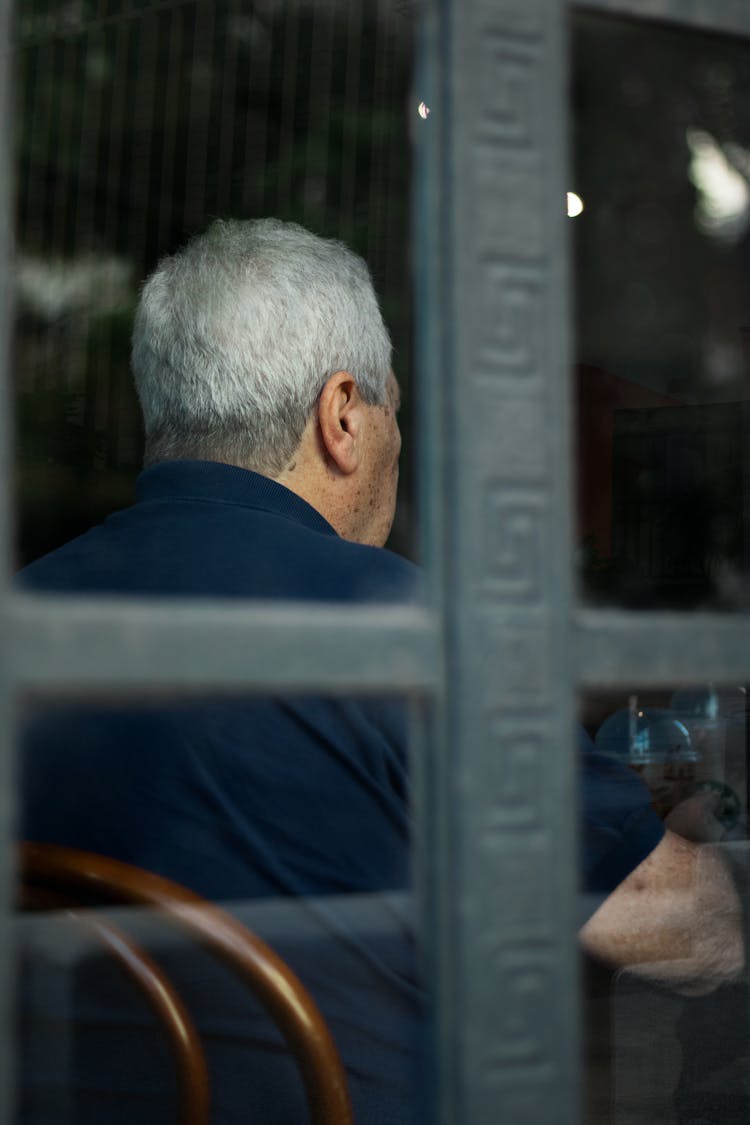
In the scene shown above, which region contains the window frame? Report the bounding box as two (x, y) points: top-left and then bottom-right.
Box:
(2, 1), (750, 1122)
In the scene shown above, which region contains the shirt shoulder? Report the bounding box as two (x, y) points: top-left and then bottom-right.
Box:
(15, 493), (424, 605)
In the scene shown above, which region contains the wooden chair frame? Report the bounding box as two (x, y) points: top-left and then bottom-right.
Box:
(19, 842), (355, 1125)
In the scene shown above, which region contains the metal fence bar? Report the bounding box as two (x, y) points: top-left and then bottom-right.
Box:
(4, 596), (439, 693)
(576, 609), (750, 687)
(0, 0), (15, 1118)
(418, 1), (579, 1122)
(573, 0), (750, 38)
(0, 0), (12, 590)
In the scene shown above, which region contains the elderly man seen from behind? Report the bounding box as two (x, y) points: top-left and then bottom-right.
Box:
(17, 218), (744, 1124)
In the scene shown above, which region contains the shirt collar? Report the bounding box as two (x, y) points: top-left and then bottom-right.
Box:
(135, 460), (338, 537)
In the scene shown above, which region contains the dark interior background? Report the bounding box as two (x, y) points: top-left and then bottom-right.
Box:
(573, 12), (750, 610)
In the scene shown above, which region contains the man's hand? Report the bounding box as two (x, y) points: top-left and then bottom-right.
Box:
(665, 788), (729, 844)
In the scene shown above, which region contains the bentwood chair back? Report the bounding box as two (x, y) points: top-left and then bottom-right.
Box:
(18, 841), (355, 1125)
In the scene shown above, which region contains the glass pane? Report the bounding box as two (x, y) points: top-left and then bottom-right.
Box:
(581, 683), (750, 1125)
(573, 13), (750, 609)
(15, 687), (422, 1123)
(11, 0), (416, 568)
(10, 3), (424, 1121)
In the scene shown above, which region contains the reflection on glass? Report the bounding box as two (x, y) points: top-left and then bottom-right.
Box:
(587, 683), (749, 835)
(17, 690), (419, 1124)
(687, 127), (750, 241)
(12, 0), (414, 566)
(594, 685), (746, 830)
(583, 684), (750, 1125)
(573, 14), (750, 608)
(12, 7), (420, 1118)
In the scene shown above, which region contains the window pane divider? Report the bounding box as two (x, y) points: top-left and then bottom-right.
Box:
(576, 607), (750, 686)
(2, 593), (440, 693)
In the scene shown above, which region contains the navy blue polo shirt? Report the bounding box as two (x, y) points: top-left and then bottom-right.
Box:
(18, 461), (419, 900)
(17, 459), (663, 897)
(15, 461), (665, 1125)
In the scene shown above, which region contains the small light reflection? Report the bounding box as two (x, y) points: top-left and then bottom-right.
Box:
(417, 101), (430, 120)
(687, 127), (750, 243)
(566, 191), (584, 218)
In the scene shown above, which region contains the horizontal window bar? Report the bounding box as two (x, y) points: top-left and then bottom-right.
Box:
(16, 599), (750, 695)
(573, 0), (750, 38)
(575, 608), (750, 687)
(3, 595), (440, 695)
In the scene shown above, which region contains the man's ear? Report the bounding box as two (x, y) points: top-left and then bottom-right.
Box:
(317, 371), (363, 475)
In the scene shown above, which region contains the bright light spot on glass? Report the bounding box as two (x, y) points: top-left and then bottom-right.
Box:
(687, 127), (750, 242)
(417, 101), (430, 120)
(16, 253), (134, 320)
(566, 191), (584, 218)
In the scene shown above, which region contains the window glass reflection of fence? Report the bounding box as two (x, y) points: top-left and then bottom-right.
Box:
(12, 0), (413, 565)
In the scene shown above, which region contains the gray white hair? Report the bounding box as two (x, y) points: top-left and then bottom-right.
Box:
(131, 218), (393, 475)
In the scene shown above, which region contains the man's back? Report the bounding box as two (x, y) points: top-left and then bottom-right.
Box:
(17, 459), (424, 1124)
(18, 459), (420, 900)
